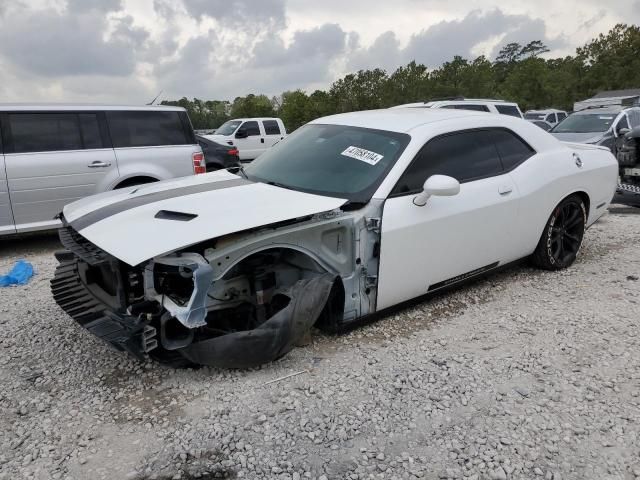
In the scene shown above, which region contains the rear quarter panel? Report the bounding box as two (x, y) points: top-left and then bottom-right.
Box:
(112, 145), (199, 187)
(510, 143), (617, 255)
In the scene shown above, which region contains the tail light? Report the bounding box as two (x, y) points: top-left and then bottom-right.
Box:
(228, 148), (239, 156)
(192, 152), (206, 175)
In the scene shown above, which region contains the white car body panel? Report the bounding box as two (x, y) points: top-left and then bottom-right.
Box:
(377, 172), (521, 309)
(63, 169), (347, 266)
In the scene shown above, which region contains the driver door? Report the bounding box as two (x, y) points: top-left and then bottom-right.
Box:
(377, 129), (527, 310)
(236, 120), (264, 161)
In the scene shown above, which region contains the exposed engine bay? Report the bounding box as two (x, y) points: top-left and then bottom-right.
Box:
(51, 202), (383, 368)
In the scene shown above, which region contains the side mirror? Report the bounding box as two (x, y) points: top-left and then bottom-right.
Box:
(413, 175), (460, 207)
(235, 128), (248, 139)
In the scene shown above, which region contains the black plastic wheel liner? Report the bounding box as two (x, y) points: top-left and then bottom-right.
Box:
(179, 274), (337, 369)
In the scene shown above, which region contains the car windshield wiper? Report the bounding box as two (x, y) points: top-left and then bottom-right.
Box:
(233, 165), (248, 179)
(266, 180), (296, 191)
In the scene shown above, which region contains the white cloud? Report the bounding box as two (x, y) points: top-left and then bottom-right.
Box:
(0, 0), (631, 103)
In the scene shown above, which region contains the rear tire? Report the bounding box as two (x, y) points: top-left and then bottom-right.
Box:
(531, 195), (586, 270)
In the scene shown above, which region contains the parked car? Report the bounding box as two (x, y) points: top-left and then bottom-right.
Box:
(195, 135), (240, 171)
(524, 109), (568, 126)
(614, 126), (640, 206)
(391, 97), (523, 118)
(0, 104), (203, 236)
(205, 118), (287, 161)
(550, 106), (640, 152)
(51, 108), (617, 368)
(531, 120), (553, 131)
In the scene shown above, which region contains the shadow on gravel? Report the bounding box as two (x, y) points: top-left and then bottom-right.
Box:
(0, 232), (61, 259)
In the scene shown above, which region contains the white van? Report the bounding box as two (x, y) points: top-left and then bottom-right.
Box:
(0, 104), (204, 235)
(205, 118), (287, 161)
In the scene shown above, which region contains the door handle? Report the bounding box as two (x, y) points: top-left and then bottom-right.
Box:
(87, 161), (111, 168)
(498, 185), (513, 195)
(260, 138), (265, 143)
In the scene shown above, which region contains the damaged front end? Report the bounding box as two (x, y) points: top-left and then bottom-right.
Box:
(51, 205), (379, 368)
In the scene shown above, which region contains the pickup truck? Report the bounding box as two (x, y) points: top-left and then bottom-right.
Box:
(204, 118), (287, 161)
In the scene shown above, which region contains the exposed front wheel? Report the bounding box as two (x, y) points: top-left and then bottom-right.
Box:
(531, 195), (586, 270)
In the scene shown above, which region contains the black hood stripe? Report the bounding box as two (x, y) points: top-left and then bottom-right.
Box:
(70, 177), (251, 231)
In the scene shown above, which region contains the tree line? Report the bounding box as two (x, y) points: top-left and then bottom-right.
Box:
(162, 24), (640, 132)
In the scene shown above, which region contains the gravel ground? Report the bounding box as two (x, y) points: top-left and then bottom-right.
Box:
(0, 208), (639, 480)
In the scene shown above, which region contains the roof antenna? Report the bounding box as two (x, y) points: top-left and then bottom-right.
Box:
(147, 90), (163, 105)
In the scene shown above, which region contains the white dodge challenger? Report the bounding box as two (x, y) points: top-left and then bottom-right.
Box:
(51, 109), (618, 367)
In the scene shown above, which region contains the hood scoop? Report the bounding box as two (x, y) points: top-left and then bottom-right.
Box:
(154, 210), (198, 222)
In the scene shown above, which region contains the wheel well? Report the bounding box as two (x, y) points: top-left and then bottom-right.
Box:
(114, 176), (158, 189)
(572, 191), (590, 217)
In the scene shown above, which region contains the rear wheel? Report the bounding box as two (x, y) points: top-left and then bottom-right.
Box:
(531, 195), (586, 270)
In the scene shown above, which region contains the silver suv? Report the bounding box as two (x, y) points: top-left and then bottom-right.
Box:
(0, 104), (204, 235)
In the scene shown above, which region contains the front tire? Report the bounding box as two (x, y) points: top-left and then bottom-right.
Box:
(531, 195), (586, 270)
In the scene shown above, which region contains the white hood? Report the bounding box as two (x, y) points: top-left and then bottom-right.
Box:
(63, 170), (346, 266)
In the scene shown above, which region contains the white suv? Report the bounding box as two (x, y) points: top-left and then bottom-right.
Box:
(391, 98), (524, 118)
(0, 104), (204, 235)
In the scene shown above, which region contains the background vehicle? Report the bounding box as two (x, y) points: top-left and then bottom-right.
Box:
(550, 105), (640, 152)
(574, 89), (640, 112)
(391, 97), (523, 118)
(52, 108), (617, 368)
(0, 104), (203, 235)
(531, 120), (553, 131)
(195, 135), (240, 171)
(204, 118), (287, 161)
(524, 109), (568, 126)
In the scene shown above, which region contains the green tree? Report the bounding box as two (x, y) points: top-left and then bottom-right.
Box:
(279, 90), (310, 131)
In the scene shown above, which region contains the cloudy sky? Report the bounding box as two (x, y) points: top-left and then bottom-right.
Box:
(0, 0), (637, 104)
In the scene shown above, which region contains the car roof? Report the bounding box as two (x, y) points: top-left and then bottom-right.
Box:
(0, 103), (186, 112)
(526, 109), (565, 114)
(391, 99), (518, 109)
(227, 117), (281, 122)
(572, 106), (624, 115)
(310, 108), (491, 133)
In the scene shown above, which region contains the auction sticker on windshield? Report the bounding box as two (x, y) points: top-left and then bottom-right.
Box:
(341, 146), (384, 165)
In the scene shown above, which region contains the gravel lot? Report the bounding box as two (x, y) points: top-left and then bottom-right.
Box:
(1, 208), (639, 480)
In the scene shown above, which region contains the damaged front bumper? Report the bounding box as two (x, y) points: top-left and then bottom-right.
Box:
(51, 226), (338, 368)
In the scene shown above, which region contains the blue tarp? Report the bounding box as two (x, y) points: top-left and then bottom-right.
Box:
(0, 260), (34, 287)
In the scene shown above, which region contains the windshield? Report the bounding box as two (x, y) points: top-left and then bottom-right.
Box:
(215, 120), (242, 136)
(244, 124), (410, 203)
(552, 113), (616, 133)
(525, 113), (546, 120)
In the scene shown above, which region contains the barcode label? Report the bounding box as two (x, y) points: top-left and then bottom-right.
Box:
(341, 146), (384, 165)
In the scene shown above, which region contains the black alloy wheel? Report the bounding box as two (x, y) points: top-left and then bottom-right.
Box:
(532, 195), (586, 270)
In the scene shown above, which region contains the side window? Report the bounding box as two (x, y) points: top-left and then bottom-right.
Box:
(391, 130), (503, 195)
(242, 121), (261, 136)
(545, 113), (556, 123)
(627, 110), (640, 128)
(495, 105), (522, 118)
(558, 112), (567, 121)
(263, 120), (281, 135)
(488, 129), (535, 171)
(9, 113), (82, 153)
(443, 104), (490, 112)
(78, 114), (104, 149)
(616, 114), (630, 131)
(106, 111), (189, 148)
